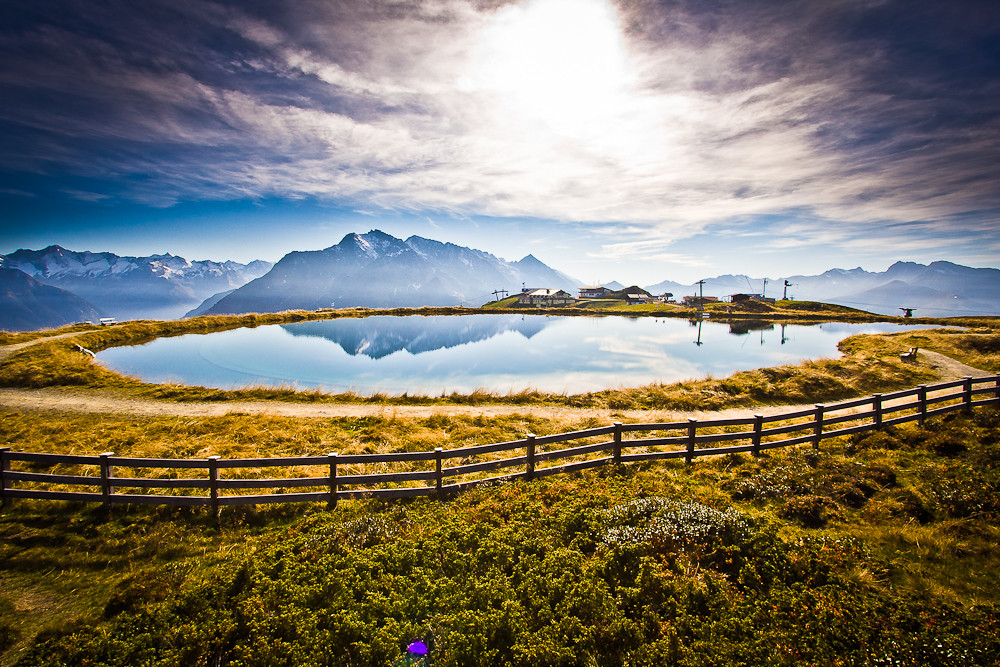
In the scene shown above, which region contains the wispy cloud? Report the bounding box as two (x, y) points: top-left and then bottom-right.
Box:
(1, 0), (998, 264)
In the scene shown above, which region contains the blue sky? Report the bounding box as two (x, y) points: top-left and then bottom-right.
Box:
(1, 0), (999, 285)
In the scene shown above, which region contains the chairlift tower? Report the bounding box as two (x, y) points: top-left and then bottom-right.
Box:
(696, 279), (706, 311)
(783, 280), (793, 300)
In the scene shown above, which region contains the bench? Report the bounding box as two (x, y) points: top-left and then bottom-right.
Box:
(900, 347), (918, 361)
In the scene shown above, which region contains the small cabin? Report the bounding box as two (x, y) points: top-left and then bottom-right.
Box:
(625, 293), (649, 305)
(518, 289), (575, 307)
(99, 317), (117, 326)
(730, 293), (776, 305)
(682, 295), (718, 306)
(578, 286), (610, 299)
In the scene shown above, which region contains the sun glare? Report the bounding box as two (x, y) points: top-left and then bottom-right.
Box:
(464, 0), (636, 137)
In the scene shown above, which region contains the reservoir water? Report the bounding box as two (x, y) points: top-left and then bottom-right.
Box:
(96, 315), (935, 395)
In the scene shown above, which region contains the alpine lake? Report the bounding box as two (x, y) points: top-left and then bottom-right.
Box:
(95, 314), (936, 396)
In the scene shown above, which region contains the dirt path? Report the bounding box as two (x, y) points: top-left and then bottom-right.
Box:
(0, 336), (993, 422)
(0, 386), (824, 423)
(0, 330), (90, 362)
(913, 348), (993, 380)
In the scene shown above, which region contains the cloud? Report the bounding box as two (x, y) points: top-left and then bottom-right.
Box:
(61, 189), (112, 202)
(1, 0), (999, 262)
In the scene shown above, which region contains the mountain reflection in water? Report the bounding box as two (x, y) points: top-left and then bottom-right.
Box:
(280, 314), (548, 359)
(95, 315), (939, 395)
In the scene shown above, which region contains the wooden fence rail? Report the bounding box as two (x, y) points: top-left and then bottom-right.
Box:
(1, 375), (998, 516)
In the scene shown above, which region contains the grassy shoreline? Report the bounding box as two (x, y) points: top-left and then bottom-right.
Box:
(3, 306), (996, 411)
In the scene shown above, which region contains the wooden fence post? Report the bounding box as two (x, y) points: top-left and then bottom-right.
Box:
(995, 377), (1000, 404)
(918, 385), (928, 425)
(686, 419), (697, 465)
(434, 447), (444, 500)
(99, 452), (115, 510)
(208, 455), (221, 521)
(327, 452), (339, 510)
(0, 447), (10, 508)
(813, 405), (825, 450)
(526, 434), (536, 481)
(963, 376), (973, 414)
(613, 422), (623, 466)
(873, 394), (883, 430)
(752, 415), (763, 457)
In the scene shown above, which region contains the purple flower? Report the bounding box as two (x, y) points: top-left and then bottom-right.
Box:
(407, 640), (428, 655)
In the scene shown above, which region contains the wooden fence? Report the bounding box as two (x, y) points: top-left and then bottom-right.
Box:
(2, 375), (998, 517)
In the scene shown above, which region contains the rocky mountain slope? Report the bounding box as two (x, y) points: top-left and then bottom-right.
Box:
(0, 268), (102, 331)
(205, 230), (578, 315)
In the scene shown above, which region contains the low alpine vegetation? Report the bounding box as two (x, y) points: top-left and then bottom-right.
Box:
(2, 409), (999, 666)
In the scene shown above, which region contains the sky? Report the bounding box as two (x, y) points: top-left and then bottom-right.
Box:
(1, 0), (999, 286)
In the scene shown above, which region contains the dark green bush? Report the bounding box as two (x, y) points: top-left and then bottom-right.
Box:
(929, 432), (969, 457)
(890, 489), (935, 523)
(780, 495), (840, 528)
(848, 429), (902, 452)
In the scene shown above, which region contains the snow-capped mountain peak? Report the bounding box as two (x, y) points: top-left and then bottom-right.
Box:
(0, 246), (273, 320)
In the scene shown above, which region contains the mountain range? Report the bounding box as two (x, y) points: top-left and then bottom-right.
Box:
(2, 232), (998, 332)
(1, 246), (272, 323)
(647, 261), (1000, 317)
(204, 230), (578, 315)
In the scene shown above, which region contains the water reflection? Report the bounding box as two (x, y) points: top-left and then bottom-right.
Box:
(728, 320), (775, 336)
(691, 319), (705, 346)
(96, 315), (938, 395)
(280, 314), (547, 359)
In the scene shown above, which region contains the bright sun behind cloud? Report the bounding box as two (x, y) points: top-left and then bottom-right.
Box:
(462, 0), (637, 139)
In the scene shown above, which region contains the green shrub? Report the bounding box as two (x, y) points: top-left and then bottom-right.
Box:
(780, 495), (840, 528)
(601, 498), (752, 557)
(929, 432), (970, 457)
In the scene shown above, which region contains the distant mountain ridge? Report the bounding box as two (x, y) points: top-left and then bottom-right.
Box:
(643, 261), (1000, 317)
(1, 245), (272, 321)
(205, 230), (579, 315)
(3, 234), (996, 331)
(0, 268), (103, 331)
